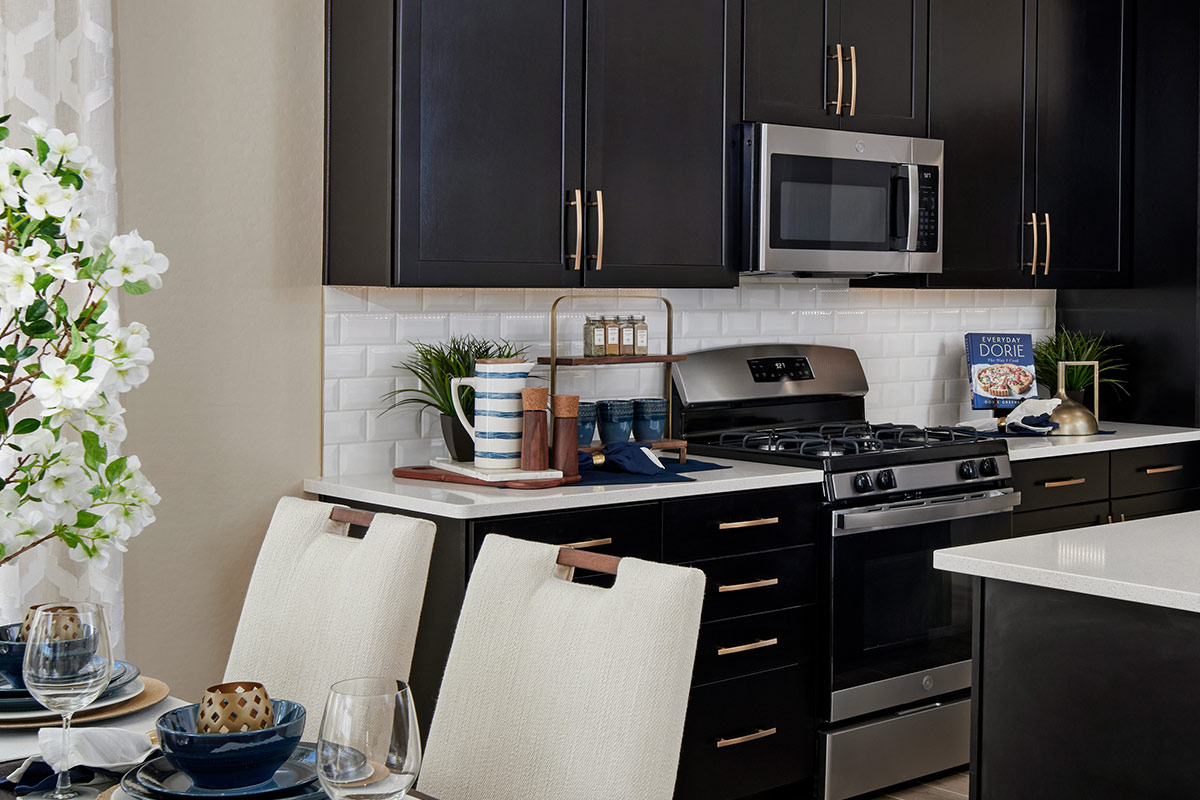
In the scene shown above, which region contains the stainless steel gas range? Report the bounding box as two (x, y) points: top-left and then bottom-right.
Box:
(672, 344), (1019, 800)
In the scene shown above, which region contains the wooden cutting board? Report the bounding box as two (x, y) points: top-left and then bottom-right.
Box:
(393, 465), (583, 490)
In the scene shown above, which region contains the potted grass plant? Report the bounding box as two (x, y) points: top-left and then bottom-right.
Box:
(1033, 327), (1129, 410)
(383, 336), (530, 461)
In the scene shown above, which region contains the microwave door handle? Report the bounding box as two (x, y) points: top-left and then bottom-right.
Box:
(835, 491), (1022, 535)
(904, 164), (920, 252)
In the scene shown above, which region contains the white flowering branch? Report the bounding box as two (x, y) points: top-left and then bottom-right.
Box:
(0, 114), (165, 567)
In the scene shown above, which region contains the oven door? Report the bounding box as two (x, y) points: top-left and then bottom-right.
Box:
(827, 489), (1019, 723)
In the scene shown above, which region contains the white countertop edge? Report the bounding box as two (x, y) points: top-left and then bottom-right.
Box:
(304, 458), (825, 520)
(1005, 424), (1200, 461)
(933, 550), (1200, 614)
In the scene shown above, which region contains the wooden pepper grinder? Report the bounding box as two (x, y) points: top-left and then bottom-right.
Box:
(551, 395), (580, 478)
(520, 387), (549, 471)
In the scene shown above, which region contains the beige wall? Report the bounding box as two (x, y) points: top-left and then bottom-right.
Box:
(112, 1), (324, 698)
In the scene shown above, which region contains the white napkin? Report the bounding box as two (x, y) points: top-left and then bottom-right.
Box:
(6, 728), (157, 781)
(1006, 398), (1063, 434)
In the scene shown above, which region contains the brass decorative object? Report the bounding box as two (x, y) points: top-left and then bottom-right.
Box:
(20, 604), (82, 642)
(1049, 360), (1099, 436)
(198, 681), (275, 733)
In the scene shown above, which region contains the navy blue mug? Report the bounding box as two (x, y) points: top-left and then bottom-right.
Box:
(633, 397), (668, 442)
(596, 400), (634, 444)
(577, 402), (598, 446)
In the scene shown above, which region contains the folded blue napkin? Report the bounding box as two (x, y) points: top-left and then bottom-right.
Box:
(578, 442), (666, 475)
(2, 764), (97, 796)
(1007, 413), (1059, 435)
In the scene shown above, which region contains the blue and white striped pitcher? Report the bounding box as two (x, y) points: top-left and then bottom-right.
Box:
(450, 359), (538, 469)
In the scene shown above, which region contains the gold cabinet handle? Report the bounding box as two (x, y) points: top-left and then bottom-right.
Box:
(848, 45), (857, 116)
(718, 578), (780, 594)
(1042, 212), (1051, 275)
(1143, 465), (1184, 474)
(566, 189), (583, 270)
(1026, 212), (1038, 276)
(718, 516), (780, 530)
(1107, 515), (1113, 524)
(1120, 513), (1126, 522)
(1039, 477), (1085, 488)
(717, 637), (778, 656)
(826, 43), (844, 114)
(561, 537), (612, 550)
(586, 190), (604, 270)
(717, 727), (777, 748)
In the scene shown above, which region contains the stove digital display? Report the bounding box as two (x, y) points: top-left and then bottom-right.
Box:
(747, 356), (815, 383)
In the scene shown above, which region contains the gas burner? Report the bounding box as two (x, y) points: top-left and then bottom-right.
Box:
(718, 429), (823, 452)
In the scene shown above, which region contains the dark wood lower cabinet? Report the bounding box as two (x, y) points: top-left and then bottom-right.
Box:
(1012, 501), (1109, 537)
(1110, 488), (1200, 522)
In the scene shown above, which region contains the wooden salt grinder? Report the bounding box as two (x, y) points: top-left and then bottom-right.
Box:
(551, 394), (580, 478)
(520, 387), (549, 471)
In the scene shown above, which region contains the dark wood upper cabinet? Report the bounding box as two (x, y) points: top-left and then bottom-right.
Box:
(743, 0), (928, 137)
(581, 0), (738, 288)
(325, 0), (738, 288)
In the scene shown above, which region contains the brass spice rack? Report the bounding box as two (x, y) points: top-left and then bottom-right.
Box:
(539, 295), (687, 462)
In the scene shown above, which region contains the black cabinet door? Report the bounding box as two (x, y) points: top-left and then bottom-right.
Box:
(926, 0), (1032, 289)
(1031, 0), (1131, 289)
(743, 0), (838, 129)
(392, 0), (583, 287)
(581, 0), (738, 288)
(836, 0), (929, 137)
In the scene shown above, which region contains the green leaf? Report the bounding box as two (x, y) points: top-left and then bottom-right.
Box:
(32, 274), (55, 292)
(24, 298), (48, 322)
(122, 279), (153, 295)
(0, 364), (14, 374)
(0, 127), (8, 143)
(54, 296), (68, 320)
(0, 391), (14, 409)
(105, 456), (128, 484)
(35, 139), (49, 163)
(1, 345), (13, 361)
(73, 511), (101, 530)
(15, 345), (37, 360)
(58, 170), (83, 190)
(21, 319), (55, 338)
(81, 430), (106, 471)
(0, 410), (8, 434)
(11, 418), (40, 435)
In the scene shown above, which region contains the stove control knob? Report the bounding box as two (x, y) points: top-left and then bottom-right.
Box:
(876, 469), (897, 491)
(979, 457), (999, 477)
(959, 460), (979, 480)
(853, 472), (875, 493)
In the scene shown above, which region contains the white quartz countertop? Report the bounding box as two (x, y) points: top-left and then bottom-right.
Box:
(1003, 422), (1200, 461)
(304, 456), (825, 520)
(935, 510), (1200, 613)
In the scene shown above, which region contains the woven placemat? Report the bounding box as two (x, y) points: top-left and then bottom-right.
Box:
(98, 785), (119, 800)
(0, 677), (169, 730)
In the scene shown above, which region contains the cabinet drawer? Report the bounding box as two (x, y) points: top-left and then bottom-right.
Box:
(689, 546), (816, 623)
(663, 487), (817, 563)
(693, 606), (812, 687)
(675, 664), (812, 799)
(1013, 501), (1109, 538)
(1111, 444), (1200, 498)
(1011, 453), (1108, 512)
(1111, 488), (1200, 522)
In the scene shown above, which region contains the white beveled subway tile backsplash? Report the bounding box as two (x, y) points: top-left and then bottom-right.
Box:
(322, 283), (1056, 476)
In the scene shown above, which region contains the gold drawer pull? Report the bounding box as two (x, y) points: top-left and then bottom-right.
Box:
(718, 578), (780, 594)
(717, 637), (778, 656)
(561, 537), (613, 550)
(718, 517), (780, 530)
(716, 727), (777, 748)
(1039, 477), (1085, 488)
(1143, 465), (1184, 474)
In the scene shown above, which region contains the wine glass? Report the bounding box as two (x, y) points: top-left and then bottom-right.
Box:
(22, 603), (113, 800)
(316, 678), (421, 800)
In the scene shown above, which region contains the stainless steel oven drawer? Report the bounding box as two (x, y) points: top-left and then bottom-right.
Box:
(821, 696), (970, 800)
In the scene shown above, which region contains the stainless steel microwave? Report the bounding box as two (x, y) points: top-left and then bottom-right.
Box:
(741, 124), (943, 275)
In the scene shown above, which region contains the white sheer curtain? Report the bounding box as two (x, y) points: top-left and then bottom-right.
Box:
(0, 0), (125, 655)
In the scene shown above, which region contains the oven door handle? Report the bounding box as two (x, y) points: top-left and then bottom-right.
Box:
(835, 491), (1021, 536)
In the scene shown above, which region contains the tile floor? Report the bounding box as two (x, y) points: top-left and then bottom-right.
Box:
(870, 770), (969, 799)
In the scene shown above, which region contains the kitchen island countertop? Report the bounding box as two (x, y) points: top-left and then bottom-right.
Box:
(934, 509), (1200, 613)
(304, 455), (825, 520)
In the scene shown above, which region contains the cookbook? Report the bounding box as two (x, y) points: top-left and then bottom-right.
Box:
(964, 333), (1038, 410)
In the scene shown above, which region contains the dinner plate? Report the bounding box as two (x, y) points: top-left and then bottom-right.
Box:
(0, 661), (140, 709)
(124, 745), (322, 800)
(0, 677), (145, 721)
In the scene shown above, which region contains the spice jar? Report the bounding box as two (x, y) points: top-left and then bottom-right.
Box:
(619, 315), (635, 356)
(633, 314), (648, 356)
(603, 315), (620, 356)
(583, 316), (603, 357)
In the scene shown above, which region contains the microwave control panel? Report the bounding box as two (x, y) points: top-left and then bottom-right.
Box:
(915, 165), (939, 252)
(747, 356), (815, 383)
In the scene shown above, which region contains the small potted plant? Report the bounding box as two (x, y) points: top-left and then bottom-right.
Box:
(383, 336), (530, 461)
(1033, 327), (1129, 410)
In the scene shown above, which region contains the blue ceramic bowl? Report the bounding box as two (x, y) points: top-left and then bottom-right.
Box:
(0, 624), (24, 689)
(596, 400), (634, 444)
(157, 700), (306, 790)
(633, 398), (667, 442)
(577, 402), (597, 446)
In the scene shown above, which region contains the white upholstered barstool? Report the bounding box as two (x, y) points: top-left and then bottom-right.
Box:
(418, 534), (706, 800)
(223, 497), (435, 739)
